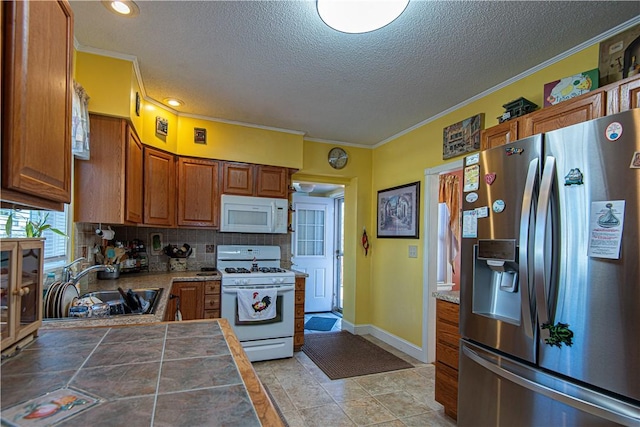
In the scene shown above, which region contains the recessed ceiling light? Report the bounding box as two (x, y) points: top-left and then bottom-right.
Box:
(163, 98), (184, 107)
(102, 1), (139, 17)
(317, 0), (409, 34)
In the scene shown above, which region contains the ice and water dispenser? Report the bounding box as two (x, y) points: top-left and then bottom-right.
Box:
(472, 239), (521, 325)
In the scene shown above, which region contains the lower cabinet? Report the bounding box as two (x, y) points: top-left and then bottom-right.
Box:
(294, 276), (305, 351)
(163, 280), (221, 321)
(435, 299), (460, 420)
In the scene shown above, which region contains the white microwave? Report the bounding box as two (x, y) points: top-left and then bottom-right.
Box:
(220, 194), (288, 234)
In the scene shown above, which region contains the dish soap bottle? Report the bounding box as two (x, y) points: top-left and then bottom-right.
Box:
(43, 272), (56, 298)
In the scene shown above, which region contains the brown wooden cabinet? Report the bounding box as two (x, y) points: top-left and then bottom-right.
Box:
(435, 299), (460, 420)
(177, 158), (220, 227)
(1, 239), (44, 355)
(480, 119), (519, 151)
(163, 280), (220, 321)
(222, 162), (288, 198)
(256, 165), (288, 198)
(1, 0), (73, 210)
(75, 115), (144, 224)
(481, 74), (640, 151)
(203, 280), (221, 318)
(222, 162), (254, 196)
(294, 276), (306, 351)
(521, 90), (606, 137)
(144, 147), (176, 227)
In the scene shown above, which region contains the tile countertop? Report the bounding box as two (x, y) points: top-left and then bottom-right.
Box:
(1, 319), (283, 427)
(432, 290), (460, 304)
(41, 271), (221, 329)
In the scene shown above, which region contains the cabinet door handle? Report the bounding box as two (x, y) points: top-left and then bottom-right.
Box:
(14, 286), (30, 296)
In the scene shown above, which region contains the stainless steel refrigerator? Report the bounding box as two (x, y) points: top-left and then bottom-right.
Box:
(458, 109), (640, 426)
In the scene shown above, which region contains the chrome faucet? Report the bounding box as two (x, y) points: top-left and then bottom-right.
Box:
(67, 264), (116, 285)
(62, 257), (86, 283)
(62, 258), (116, 284)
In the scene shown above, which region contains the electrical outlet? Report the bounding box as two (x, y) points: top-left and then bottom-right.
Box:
(409, 245), (418, 258)
(191, 247), (196, 257)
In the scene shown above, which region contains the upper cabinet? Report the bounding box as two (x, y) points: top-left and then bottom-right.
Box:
(177, 157), (220, 228)
(75, 115), (143, 224)
(520, 90), (605, 137)
(481, 74), (640, 150)
(144, 147), (176, 227)
(222, 162), (288, 198)
(1, 0), (73, 210)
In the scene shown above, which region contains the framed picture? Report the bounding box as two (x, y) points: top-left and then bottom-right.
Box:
(543, 69), (599, 107)
(194, 127), (207, 144)
(150, 233), (164, 255)
(156, 116), (168, 136)
(377, 181), (420, 238)
(442, 113), (484, 159)
(598, 23), (640, 86)
(135, 92), (141, 116)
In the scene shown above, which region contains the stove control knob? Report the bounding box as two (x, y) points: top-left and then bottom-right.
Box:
(243, 279), (250, 285)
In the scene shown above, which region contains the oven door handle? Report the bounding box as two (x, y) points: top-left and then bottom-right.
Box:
(222, 285), (295, 294)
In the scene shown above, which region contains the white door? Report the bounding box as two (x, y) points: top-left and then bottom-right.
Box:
(292, 195), (335, 312)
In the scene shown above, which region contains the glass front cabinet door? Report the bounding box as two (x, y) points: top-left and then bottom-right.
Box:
(1, 238), (44, 354)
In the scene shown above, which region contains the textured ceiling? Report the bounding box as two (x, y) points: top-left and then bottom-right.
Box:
(70, 1), (640, 147)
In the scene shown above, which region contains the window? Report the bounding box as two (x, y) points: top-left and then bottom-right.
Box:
(0, 208), (69, 267)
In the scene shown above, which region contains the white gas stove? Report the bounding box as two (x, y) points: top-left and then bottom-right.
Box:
(217, 245), (294, 362)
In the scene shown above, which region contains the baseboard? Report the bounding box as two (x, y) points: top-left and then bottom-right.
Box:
(340, 319), (425, 362)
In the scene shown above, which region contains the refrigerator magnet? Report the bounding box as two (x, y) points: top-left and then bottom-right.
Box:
(462, 210), (478, 238)
(466, 153), (479, 166)
(492, 200), (506, 213)
(465, 192), (478, 203)
(505, 147), (524, 156)
(588, 200), (625, 259)
(630, 151), (640, 169)
(484, 172), (497, 185)
(463, 165), (479, 192)
(604, 121), (623, 141)
(564, 168), (584, 186)
(476, 206), (489, 218)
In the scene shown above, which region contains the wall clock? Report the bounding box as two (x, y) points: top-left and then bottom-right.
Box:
(328, 147), (348, 169)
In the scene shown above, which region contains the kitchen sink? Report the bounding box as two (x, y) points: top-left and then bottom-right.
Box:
(78, 288), (163, 316)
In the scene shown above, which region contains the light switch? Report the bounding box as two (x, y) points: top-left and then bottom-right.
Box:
(409, 245), (418, 258)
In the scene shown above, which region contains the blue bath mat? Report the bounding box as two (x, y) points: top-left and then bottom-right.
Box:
(304, 317), (338, 331)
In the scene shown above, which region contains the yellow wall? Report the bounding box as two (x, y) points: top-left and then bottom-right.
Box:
(74, 51), (303, 169)
(294, 142), (373, 326)
(368, 45), (601, 346)
(75, 52), (131, 118)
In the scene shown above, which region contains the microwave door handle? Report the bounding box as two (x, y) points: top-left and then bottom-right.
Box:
(271, 202), (276, 232)
(534, 156), (555, 337)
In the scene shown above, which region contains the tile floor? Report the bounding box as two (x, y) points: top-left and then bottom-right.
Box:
(253, 312), (456, 427)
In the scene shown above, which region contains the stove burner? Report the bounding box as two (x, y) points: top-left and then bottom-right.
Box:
(224, 267), (251, 274)
(259, 267), (287, 273)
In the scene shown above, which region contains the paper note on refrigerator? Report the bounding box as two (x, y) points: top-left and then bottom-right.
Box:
(587, 200), (625, 259)
(462, 210), (478, 238)
(463, 165), (479, 192)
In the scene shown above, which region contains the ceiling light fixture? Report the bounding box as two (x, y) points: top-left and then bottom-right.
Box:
(102, 0), (139, 17)
(317, 0), (409, 34)
(163, 98), (184, 108)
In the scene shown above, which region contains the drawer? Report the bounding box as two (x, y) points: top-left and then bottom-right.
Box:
(295, 305), (305, 318)
(295, 278), (305, 291)
(204, 281), (220, 295)
(295, 292), (305, 305)
(203, 309), (219, 319)
(437, 329), (460, 349)
(295, 318), (305, 332)
(435, 361), (458, 419)
(437, 318), (460, 337)
(436, 341), (459, 370)
(294, 333), (305, 347)
(436, 299), (459, 325)
(204, 294), (220, 310)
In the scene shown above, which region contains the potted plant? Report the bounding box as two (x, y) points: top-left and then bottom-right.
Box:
(3, 210), (67, 238)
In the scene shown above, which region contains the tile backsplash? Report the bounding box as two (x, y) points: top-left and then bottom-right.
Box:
(73, 223), (292, 273)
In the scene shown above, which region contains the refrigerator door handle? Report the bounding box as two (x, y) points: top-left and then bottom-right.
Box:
(519, 158), (538, 338)
(534, 156), (555, 333)
(462, 344), (640, 425)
